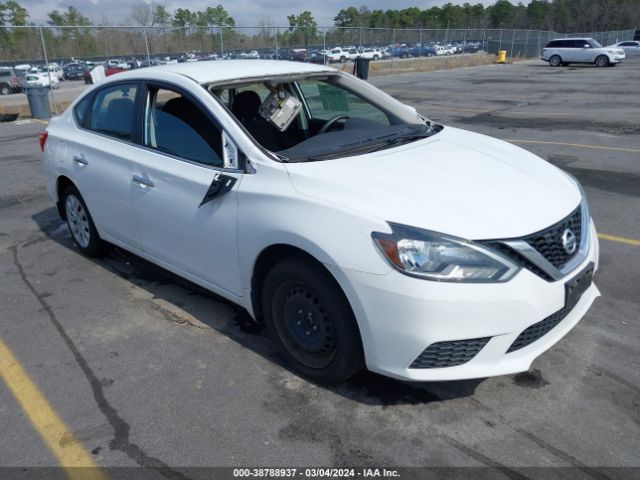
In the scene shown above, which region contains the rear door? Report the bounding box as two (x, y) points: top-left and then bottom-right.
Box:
(67, 82), (143, 249)
(129, 82), (243, 295)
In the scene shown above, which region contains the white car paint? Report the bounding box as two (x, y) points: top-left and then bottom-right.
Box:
(25, 72), (59, 88)
(42, 60), (600, 381)
(608, 40), (640, 56)
(542, 37), (625, 65)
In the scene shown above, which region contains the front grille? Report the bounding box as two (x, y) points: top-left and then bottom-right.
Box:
(410, 337), (491, 369)
(507, 307), (569, 353)
(484, 241), (554, 281)
(523, 205), (582, 269)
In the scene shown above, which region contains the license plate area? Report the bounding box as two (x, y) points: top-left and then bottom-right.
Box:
(565, 262), (594, 311)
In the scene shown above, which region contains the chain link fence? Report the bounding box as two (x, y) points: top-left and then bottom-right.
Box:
(0, 25), (636, 67)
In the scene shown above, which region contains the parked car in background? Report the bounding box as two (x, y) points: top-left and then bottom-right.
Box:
(608, 40), (640, 56)
(0, 67), (23, 95)
(42, 63), (64, 82)
(391, 45), (411, 58)
(358, 48), (384, 60)
(435, 45), (456, 56)
(409, 44), (437, 57)
(64, 62), (88, 80)
(25, 72), (59, 89)
(542, 38), (625, 67)
(326, 47), (353, 63)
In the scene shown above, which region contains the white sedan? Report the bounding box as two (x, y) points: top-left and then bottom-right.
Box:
(608, 40), (640, 56)
(41, 61), (600, 383)
(25, 72), (59, 89)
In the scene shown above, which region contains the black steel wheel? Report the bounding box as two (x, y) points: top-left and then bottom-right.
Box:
(262, 255), (364, 384)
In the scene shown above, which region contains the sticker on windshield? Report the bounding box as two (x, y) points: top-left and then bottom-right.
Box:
(317, 84), (349, 112)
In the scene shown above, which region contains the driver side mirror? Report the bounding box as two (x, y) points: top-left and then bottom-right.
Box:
(583, 44), (591, 48)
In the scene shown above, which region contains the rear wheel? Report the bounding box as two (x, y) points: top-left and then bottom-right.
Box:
(595, 55), (609, 67)
(62, 185), (106, 257)
(262, 255), (364, 384)
(549, 55), (562, 67)
(373, 55), (379, 61)
(0, 83), (9, 95)
(340, 56), (346, 63)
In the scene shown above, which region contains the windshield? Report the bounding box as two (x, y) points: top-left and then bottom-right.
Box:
(589, 39), (603, 48)
(211, 74), (440, 162)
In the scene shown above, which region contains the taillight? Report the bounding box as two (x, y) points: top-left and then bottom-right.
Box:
(38, 131), (48, 152)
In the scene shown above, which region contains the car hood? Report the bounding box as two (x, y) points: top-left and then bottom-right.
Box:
(284, 126), (581, 240)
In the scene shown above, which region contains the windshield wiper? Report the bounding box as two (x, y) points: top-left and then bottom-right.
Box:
(365, 133), (431, 153)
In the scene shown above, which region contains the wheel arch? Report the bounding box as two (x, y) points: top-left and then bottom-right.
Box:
(250, 244), (331, 323)
(56, 175), (76, 220)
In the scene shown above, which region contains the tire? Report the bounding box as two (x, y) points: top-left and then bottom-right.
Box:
(373, 55), (379, 61)
(549, 55), (562, 67)
(340, 56), (346, 63)
(0, 83), (9, 96)
(595, 55), (609, 67)
(62, 185), (106, 257)
(261, 255), (364, 384)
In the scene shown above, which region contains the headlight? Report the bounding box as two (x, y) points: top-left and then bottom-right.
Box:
(372, 224), (520, 282)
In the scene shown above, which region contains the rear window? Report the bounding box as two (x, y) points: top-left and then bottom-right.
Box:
(88, 83), (138, 141)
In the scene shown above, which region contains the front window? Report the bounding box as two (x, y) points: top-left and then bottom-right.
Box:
(210, 74), (439, 162)
(143, 86), (223, 167)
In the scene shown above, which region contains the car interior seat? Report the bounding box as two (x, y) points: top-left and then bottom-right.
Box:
(231, 91), (288, 151)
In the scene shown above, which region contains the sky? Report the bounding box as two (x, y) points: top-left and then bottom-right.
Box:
(19, 0), (522, 27)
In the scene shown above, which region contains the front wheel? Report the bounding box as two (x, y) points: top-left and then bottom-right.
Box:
(62, 185), (106, 257)
(595, 55), (609, 67)
(0, 84), (9, 95)
(262, 255), (364, 384)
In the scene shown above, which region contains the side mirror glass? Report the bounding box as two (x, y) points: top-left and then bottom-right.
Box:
(583, 44), (590, 48)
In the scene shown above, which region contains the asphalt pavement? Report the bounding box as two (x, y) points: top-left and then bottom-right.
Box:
(0, 58), (638, 478)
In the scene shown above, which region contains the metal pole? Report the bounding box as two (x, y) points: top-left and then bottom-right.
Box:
(498, 28), (503, 52)
(462, 28), (466, 67)
(419, 29), (422, 57)
(392, 29), (395, 73)
(219, 24), (224, 57)
(524, 29), (529, 58)
(39, 26), (57, 115)
(510, 29), (515, 61)
(275, 27), (279, 59)
(323, 27), (326, 64)
(143, 26), (151, 65)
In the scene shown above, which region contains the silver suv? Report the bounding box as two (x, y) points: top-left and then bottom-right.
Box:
(0, 67), (23, 95)
(542, 38), (625, 67)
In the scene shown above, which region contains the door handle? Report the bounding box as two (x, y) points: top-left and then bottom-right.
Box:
(73, 154), (88, 165)
(132, 174), (154, 188)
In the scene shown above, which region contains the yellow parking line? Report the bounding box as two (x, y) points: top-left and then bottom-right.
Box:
(0, 339), (105, 480)
(507, 139), (640, 154)
(598, 233), (640, 247)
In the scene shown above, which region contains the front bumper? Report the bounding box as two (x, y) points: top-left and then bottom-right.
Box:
(327, 221), (600, 381)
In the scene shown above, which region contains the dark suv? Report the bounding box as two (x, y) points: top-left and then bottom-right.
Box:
(0, 67), (22, 95)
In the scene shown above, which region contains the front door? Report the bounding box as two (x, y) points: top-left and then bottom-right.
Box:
(130, 83), (243, 296)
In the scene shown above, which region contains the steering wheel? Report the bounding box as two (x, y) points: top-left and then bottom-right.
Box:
(318, 114), (351, 134)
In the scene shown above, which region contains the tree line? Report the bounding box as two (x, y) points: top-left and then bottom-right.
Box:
(1, 0), (638, 62)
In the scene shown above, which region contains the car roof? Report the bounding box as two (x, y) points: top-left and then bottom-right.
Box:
(550, 37), (592, 41)
(116, 60), (335, 84)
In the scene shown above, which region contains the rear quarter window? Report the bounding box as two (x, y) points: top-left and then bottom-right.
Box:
(73, 94), (92, 128)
